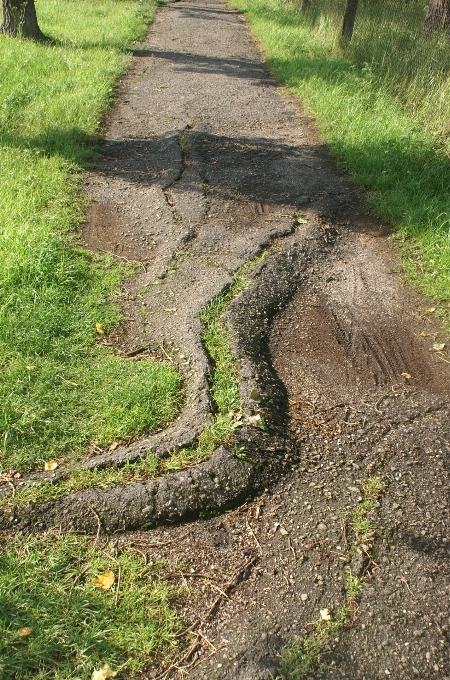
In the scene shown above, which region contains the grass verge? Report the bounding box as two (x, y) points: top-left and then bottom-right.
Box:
(277, 476), (383, 679)
(0, 0), (183, 474)
(0, 532), (183, 679)
(229, 0), (450, 330)
(0, 249), (273, 510)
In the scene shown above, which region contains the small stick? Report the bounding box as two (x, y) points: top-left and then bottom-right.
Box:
(288, 537), (297, 562)
(160, 344), (174, 363)
(436, 354), (450, 364)
(246, 511), (262, 554)
(399, 573), (416, 600)
(195, 630), (217, 651)
(153, 639), (201, 680)
(174, 619), (200, 639)
(208, 582), (233, 600)
(178, 643), (227, 674)
(88, 504), (101, 544)
(342, 518), (349, 550)
(127, 547), (147, 565)
(115, 563), (122, 607)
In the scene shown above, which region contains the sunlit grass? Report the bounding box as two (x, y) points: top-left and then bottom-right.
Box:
(231, 0), (450, 329)
(0, 532), (182, 679)
(0, 0), (183, 473)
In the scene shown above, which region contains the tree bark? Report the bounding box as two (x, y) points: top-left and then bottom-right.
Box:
(341, 0), (359, 42)
(424, 0), (450, 31)
(1, 0), (46, 40)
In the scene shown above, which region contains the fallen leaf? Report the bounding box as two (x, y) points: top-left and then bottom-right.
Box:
(296, 217), (308, 224)
(44, 460), (58, 471)
(96, 323), (105, 335)
(425, 307), (436, 313)
(420, 332), (429, 337)
(249, 388), (261, 402)
(18, 627), (33, 637)
(91, 570), (115, 590)
(108, 442), (119, 452)
(245, 414), (262, 426)
(279, 527), (289, 536)
(432, 343), (446, 351)
(320, 608), (332, 621)
(91, 664), (118, 680)
(401, 372), (412, 380)
(26, 365), (37, 371)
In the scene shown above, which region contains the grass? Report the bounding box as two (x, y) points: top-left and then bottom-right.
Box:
(0, 249), (273, 510)
(230, 0), (450, 331)
(0, 0), (183, 474)
(277, 477), (383, 679)
(0, 532), (183, 680)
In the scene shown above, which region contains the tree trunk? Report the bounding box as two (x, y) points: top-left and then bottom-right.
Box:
(341, 0), (359, 42)
(1, 0), (46, 40)
(424, 0), (450, 31)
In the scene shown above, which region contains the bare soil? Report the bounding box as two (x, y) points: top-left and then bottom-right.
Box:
(2, 0), (449, 677)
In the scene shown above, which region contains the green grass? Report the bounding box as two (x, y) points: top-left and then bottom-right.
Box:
(0, 0), (183, 473)
(0, 532), (182, 679)
(230, 0), (450, 330)
(0, 249), (272, 510)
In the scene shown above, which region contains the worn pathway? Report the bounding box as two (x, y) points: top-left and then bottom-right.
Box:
(4, 0), (450, 677)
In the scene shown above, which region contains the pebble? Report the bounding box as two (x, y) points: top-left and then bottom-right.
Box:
(301, 593), (308, 601)
(317, 523), (327, 533)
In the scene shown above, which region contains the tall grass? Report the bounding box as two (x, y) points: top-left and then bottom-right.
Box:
(231, 0), (450, 328)
(0, 0), (182, 473)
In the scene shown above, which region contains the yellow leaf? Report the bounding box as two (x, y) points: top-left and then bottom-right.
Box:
(26, 365), (37, 371)
(425, 307), (436, 314)
(420, 332), (428, 337)
(91, 570), (115, 590)
(401, 372), (411, 380)
(91, 664), (118, 680)
(296, 217), (308, 224)
(432, 343), (446, 351)
(44, 460), (58, 471)
(18, 627), (33, 637)
(320, 608), (332, 621)
(96, 323), (105, 335)
(249, 388), (261, 402)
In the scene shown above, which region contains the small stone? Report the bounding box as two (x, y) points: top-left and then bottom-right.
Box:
(317, 523), (327, 534)
(301, 593), (308, 602)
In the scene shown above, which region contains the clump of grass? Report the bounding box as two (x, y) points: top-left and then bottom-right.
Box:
(0, 532), (182, 679)
(230, 0), (450, 330)
(0, 0), (184, 473)
(278, 569), (363, 679)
